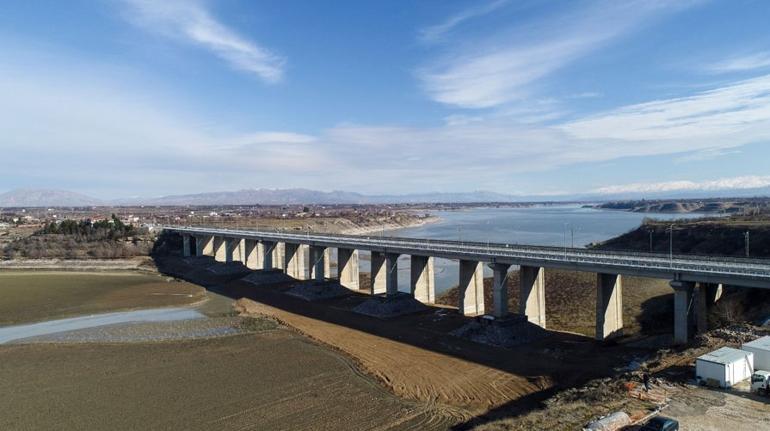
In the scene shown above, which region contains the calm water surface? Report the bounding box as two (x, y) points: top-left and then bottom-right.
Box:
(371, 205), (705, 294)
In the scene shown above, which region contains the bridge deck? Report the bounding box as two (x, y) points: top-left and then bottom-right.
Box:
(165, 226), (770, 289)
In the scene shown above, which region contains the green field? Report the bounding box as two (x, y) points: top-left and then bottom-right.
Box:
(0, 271), (206, 326)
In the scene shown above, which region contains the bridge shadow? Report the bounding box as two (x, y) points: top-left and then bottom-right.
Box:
(151, 233), (662, 428)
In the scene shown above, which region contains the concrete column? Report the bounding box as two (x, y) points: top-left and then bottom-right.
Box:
(224, 237), (239, 263)
(262, 241), (275, 270)
(309, 246), (328, 281)
(370, 251), (386, 294)
(284, 243), (309, 280)
(324, 248), (331, 278)
(670, 280), (695, 345)
(243, 239), (260, 269)
(213, 236), (226, 262)
(196, 235), (214, 257)
(410, 255), (435, 303)
(694, 283), (722, 334)
(490, 263), (511, 318)
(273, 242), (285, 270)
(519, 266), (546, 328)
(338, 248), (360, 290)
(182, 234), (191, 257)
(238, 239), (246, 264)
(459, 260), (485, 316)
(596, 273), (623, 340)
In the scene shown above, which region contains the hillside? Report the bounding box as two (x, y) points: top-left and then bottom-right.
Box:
(594, 216), (770, 258)
(0, 189), (103, 207)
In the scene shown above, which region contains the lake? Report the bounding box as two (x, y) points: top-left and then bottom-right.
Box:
(377, 205), (705, 294)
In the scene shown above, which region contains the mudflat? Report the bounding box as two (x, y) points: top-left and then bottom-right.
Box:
(0, 271), (206, 325)
(0, 331), (454, 430)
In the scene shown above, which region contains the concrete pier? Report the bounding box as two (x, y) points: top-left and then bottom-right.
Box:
(520, 266), (546, 328)
(213, 237), (226, 262)
(370, 251), (386, 294)
(337, 248), (359, 290)
(225, 238), (239, 263)
(262, 241), (275, 269)
(273, 242), (285, 270)
(459, 260), (485, 316)
(671, 280), (695, 345)
(243, 239), (262, 269)
(182, 235), (191, 257)
(196, 235), (214, 257)
(596, 273), (623, 340)
(309, 246), (329, 281)
(694, 283), (722, 334)
(371, 252), (399, 295)
(490, 263), (511, 318)
(284, 243), (309, 280)
(410, 255), (435, 303)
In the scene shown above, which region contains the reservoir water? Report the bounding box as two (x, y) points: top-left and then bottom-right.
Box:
(378, 205), (705, 294)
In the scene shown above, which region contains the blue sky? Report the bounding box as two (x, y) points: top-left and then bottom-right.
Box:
(2, 0), (770, 198)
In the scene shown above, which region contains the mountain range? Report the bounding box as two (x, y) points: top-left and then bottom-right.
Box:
(1, 186), (769, 207)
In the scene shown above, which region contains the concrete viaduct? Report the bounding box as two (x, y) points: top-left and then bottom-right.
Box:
(166, 226), (770, 345)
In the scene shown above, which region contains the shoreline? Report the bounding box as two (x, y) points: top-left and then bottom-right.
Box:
(338, 215), (441, 235)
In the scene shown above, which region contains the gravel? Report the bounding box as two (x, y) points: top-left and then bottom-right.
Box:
(286, 281), (352, 301)
(352, 293), (428, 318)
(450, 315), (546, 348)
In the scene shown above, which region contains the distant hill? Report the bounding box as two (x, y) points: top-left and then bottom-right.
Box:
(0, 189), (103, 207)
(129, 188), (529, 205)
(134, 189), (368, 205)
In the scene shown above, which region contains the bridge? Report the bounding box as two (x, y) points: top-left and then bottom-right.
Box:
(163, 225), (770, 344)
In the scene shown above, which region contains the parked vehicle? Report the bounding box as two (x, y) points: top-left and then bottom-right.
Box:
(751, 370), (770, 395)
(640, 416), (679, 431)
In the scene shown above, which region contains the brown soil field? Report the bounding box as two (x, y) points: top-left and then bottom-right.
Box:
(152, 255), (652, 428)
(438, 269), (673, 337)
(0, 331), (454, 430)
(0, 271), (206, 325)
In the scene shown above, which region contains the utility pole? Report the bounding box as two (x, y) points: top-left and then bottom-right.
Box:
(745, 231), (750, 257)
(668, 224), (674, 267)
(563, 222), (568, 258)
(649, 229), (653, 253)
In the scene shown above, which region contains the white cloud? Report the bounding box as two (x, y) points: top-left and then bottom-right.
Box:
(418, 1), (698, 109)
(708, 51), (770, 73)
(418, 0), (508, 43)
(119, 0), (284, 83)
(593, 176), (770, 195)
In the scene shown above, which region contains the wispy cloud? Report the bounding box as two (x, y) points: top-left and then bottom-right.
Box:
(562, 74), (770, 149)
(708, 51), (770, 74)
(593, 175), (770, 195)
(418, 1), (698, 109)
(418, 0), (508, 43)
(119, 0), (284, 83)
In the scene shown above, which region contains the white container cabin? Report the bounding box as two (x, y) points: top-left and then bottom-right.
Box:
(742, 336), (770, 371)
(695, 347), (754, 388)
